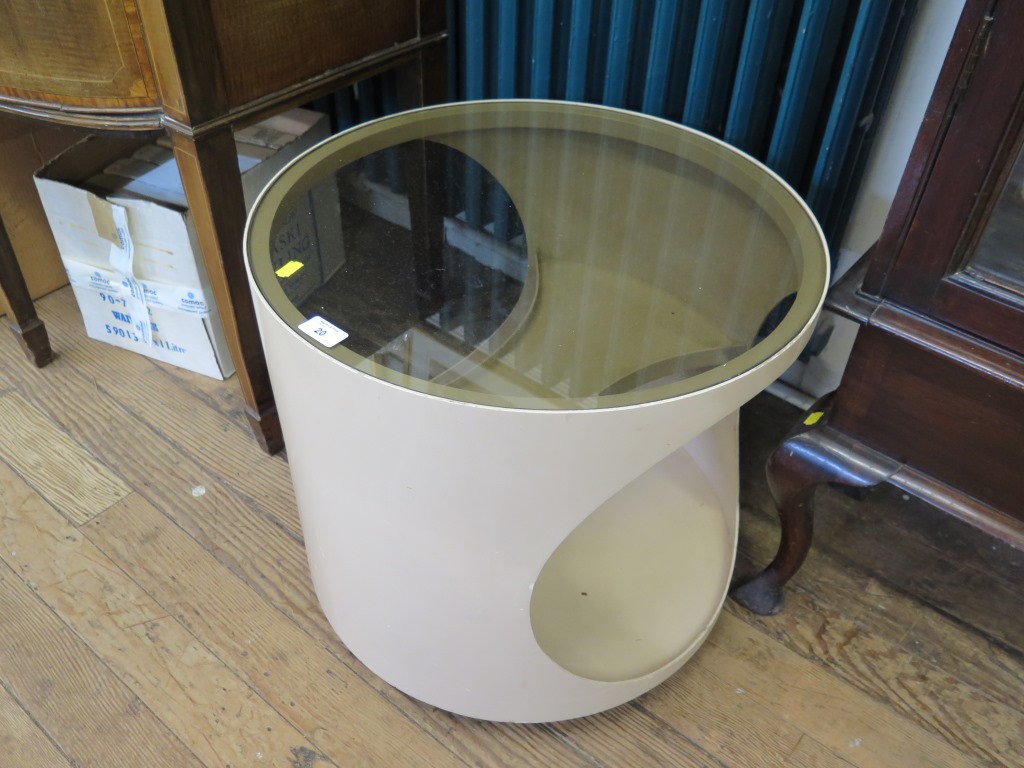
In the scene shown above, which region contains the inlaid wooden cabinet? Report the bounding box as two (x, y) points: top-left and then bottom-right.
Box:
(0, 0), (155, 108)
(733, 0), (1024, 615)
(0, 0), (446, 453)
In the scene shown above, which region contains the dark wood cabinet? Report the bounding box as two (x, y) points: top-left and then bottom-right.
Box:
(865, 0), (1024, 358)
(0, 0), (447, 453)
(733, 0), (1024, 615)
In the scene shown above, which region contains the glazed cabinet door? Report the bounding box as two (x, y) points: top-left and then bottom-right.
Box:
(871, 0), (1024, 356)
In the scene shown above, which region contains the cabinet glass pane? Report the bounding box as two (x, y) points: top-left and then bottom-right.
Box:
(965, 141), (1024, 294)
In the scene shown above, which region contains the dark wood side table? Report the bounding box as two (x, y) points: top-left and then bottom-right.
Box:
(0, 0), (447, 453)
(733, 0), (1024, 615)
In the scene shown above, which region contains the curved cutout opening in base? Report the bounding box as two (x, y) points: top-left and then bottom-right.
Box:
(529, 445), (733, 682)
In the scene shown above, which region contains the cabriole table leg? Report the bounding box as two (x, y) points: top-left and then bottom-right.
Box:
(731, 396), (900, 615)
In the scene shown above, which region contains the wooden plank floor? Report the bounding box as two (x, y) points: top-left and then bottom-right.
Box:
(0, 286), (1021, 768)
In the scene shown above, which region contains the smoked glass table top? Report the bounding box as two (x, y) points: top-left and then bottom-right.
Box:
(246, 101), (828, 410)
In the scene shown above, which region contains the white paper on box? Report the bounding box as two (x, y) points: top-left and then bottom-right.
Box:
(107, 204), (152, 345)
(63, 261), (211, 315)
(63, 258), (228, 378)
(69, 281), (226, 378)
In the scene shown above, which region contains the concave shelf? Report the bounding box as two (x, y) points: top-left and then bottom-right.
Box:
(530, 444), (732, 682)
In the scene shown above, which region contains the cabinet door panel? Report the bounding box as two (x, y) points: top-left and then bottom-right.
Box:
(0, 0), (155, 107)
(208, 0), (420, 110)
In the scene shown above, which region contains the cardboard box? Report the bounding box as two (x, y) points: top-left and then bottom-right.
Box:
(239, 112), (346, 306)
(33, 109), (336, 379)
(268, 184), (347, 306)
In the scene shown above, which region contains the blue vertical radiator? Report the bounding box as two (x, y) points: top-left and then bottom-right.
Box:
(317, 0), (918, 269)
(452, 0), (918, 262)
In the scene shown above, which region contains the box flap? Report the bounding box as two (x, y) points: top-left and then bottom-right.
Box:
(108, 197), (205, 288)
(36, 135), (153, 183)
(34, 176), (127, 270)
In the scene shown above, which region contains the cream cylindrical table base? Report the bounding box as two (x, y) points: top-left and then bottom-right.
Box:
(244, 101), (830, 722)
(254, 292), (814, 722)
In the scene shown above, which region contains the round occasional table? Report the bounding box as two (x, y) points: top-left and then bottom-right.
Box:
(244, 100), (829, 722)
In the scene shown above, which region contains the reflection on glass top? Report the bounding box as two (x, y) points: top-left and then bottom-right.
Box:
(247, 102), (827, 409)
(965, 140), (1024, 294)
